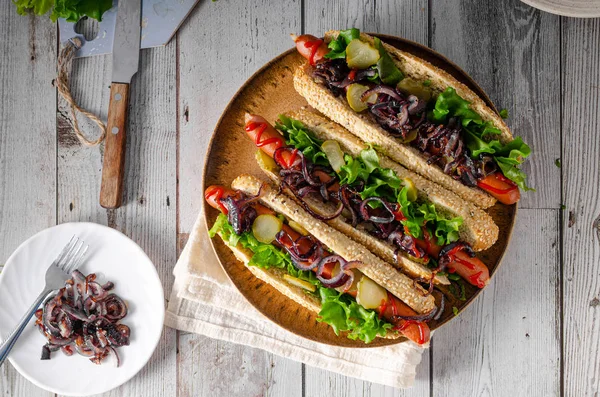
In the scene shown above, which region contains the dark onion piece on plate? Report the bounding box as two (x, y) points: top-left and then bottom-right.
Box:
(104, 294), (128, 322)
(37, 271), (130, 366)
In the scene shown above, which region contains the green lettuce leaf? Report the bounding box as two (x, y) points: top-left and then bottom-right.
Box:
(317, 287), (392, 343)
(340, 146), (463, 245)
(276, 116), (330, 167)
(324, 28), (361, 60)
(373, 37), (403, 85)
(209, 213), (320, 286)
(209, 213), (392, 343)
(430, 87), (533, 190)
(278, 117), (464, 245)
(13, 0), (112, 22)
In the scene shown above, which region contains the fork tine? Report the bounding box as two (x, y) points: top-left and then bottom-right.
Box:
(54, 239), (79, 272)
(60, 240), (84, 272)
(52, 236), (78, 267)
(65, 244), (88, 274)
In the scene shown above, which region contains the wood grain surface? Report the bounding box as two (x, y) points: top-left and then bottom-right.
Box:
(562, 16), (600, 397)
(0, 5), (56, 397)
(0, 0), (597, 396)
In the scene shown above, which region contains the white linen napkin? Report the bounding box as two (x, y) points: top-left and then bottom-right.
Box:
(165, 207), (427, 389)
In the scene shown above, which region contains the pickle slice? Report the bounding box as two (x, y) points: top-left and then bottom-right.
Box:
(283, 274), (316, 293)
(356, 276), (388, 309)
(402, 177), (418, 202)
(322, 140), (346, 173)
(346, 39), (380, 69)
(252, 214), (283, 244)
(255, 149), (278, 172)
(346, 83), (377, 112)
(397, 78), (432, 101)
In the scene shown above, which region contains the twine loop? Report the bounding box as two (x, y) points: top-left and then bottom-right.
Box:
(55, 37), (106, 147)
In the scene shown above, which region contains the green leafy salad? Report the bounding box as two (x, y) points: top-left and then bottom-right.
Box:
(209, 213), (391, 343)
(276, 116), (463, 246)
(13, 0), (113, 22)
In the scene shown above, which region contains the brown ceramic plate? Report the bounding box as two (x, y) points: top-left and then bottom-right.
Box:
(202, 34), (516, 348)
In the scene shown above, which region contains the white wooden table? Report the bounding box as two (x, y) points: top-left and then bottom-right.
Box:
(1, 0), (598, 395)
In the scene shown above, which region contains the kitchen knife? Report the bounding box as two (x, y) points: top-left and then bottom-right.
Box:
(99, 0), (142, 209)
(58, 0), (201, 58)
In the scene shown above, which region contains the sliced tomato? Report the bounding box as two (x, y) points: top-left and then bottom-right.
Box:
(477, 173), (520, 205)
(447, 251), (490, 288)
(293, 34), (330, 65)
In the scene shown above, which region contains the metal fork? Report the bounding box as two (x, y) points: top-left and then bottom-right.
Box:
(0, 236), (88, 367)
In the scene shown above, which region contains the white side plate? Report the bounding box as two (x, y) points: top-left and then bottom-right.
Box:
(520, 0), (600, 17)
(0, 223), (165, 396)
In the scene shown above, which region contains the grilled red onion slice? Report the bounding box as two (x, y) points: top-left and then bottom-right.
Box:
(361, 85), (404, 102)
(104, 294), (128, 321)
(107, 346), (121, 368)
(438, 242), (475, 269)
(37, 271), (130, 367)
(388, 230), (428, 262)
(316, 256), (362, 291)
(42, 297), (61, 336)
(61, 345), (75, 356)
(359, 197), (396, 224)
(407, 95), (426, 115)
(339, 185), (359, 227)
(275, 232), (324, 271)
(40, 344), (57, 360)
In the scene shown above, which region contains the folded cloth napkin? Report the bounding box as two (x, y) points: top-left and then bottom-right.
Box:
(165, 207), (427, 389)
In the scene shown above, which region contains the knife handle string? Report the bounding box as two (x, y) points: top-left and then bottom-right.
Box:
(55, 37), (107, 147)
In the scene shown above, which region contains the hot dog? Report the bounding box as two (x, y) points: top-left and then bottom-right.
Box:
(243, 110), (493, 291)
(291, 28), (533, 207)
(205, 178), (437, 344)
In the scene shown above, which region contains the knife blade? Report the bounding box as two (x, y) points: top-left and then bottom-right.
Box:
(58, 0), (201, 58)
(111, 0), (141, 83)
(99, 0), (142, 209)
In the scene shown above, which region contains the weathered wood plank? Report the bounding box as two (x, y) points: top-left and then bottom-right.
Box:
(176, 0), (304, 394)
(0, 6), (57, 397)
(177, 0), (302, 233)
(431, 0), (560, 209)
(57, 49), (110, 223)
(562, 17), (600, 397)
(303, 1), (430, 394)
(177, 334), (302, 397)
(432, 209), (560, 395)
(56, 41), (178, 397)
(304, 0), (428, 46)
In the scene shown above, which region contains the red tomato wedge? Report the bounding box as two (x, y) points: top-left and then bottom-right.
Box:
(477, 173), (520, 205)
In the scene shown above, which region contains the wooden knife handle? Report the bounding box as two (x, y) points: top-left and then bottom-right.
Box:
(100, 83), (130, 209)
